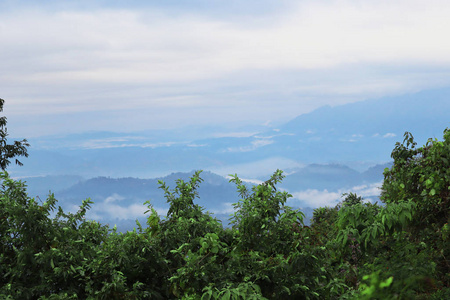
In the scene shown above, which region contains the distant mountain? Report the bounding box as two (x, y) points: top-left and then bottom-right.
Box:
(9, 87), (449, 179)
(21, 171), (242, 231)
(279, 162), (391, 208)
(361, 162), (393, 183)
(281, 88), (450, 140)
(283, 162), (388, 194)
(54, 171), (240, 211)
(9, 87), (446, 232)
(281, 164), (361, 191)
(249, 88), (450, 164)
(19, 175), (84, 199)
(19, 162), (389, 231)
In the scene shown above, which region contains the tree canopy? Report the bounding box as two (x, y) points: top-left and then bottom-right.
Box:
(0, 99), (448, 298)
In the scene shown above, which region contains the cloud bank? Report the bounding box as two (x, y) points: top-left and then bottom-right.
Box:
(2, 0), (450, 137)
(288, 181), (383, 208)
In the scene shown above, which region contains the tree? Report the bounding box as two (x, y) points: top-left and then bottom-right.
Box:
(380, 129), (450, 289)
(381, 129), (450, 229)
(0, 98), (29, 170)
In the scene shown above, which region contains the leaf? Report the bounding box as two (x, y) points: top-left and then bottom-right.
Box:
(201, 291), (212, 300)
(50, 259), (55, 269)
(342, 233), (348, 247)
(221, 290), (231, 300)
(372, 226), (378, 239)
(380, 276), (394, 288)
(406, 211), (412, 221)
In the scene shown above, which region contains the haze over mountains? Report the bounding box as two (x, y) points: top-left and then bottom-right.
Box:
(22, 163), (388, 230)
(11, 88), (450, 179)
(9, 88), (450, 230)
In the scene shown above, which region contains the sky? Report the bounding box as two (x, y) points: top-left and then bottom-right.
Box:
(2, 0), (450, 138)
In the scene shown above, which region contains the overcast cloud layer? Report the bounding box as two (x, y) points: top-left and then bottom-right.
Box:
(2, 0), (450, 137)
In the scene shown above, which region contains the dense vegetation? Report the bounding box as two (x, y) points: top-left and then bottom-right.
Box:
(0, 98), (448, 298)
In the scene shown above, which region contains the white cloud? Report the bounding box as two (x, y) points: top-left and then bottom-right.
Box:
(349, 182), (383, 198)
(210, 157), (304, 178)
(289, 189), (341, 208)
(81, 194), (170, 220)
(5, 1), (450, 96)
(383, 133), (397, 138)
(225, 176), (264, 185)
(101, 204), (147, 220)
(187, 143), (207, 147)
(224, 138), (274, 152)
(262, 120), (272, 127)
(211, 202), (236, 215)
(339, 134), (364, 142)
(288, 181), (383, 208)
(212, 132), (260, 138)
(80, 140), (178, 149)
(254, 133), (294, 139)
(104, 193), (125, 204)
(2, 1), (450, 136)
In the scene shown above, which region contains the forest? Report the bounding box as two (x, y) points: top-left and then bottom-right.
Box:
(0, 97), (449, 299)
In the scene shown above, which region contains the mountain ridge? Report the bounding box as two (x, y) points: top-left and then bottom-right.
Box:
(8, 87), (449, 179)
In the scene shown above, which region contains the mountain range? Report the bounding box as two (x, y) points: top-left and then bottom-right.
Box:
(9, 87), (449, 179)
(21, 162), (390, 231)
(7, 87), (449, 230)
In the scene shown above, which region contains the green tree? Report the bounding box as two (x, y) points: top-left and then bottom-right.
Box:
(0, 98), (29, 170)
(381, 129), (450, 228)
(381, 129), (450, 289)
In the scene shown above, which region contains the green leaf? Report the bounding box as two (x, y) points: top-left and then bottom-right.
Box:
(201, 291), (212, 300)
(379, 276), (394, 288)
(221, 290), (231, 300)
(372, 226), (377, 239)
(342, 233), (348, 247)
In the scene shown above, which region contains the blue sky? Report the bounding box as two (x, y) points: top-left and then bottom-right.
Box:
(2, 0), (450, 138)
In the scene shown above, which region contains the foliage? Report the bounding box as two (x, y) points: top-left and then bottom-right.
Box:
(358, 271), (394, 300)
(381, 129), (450, 287)
(0, 98), (29, 170)
(1, 126), (449, 298)
(381, 129), (450, 229)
